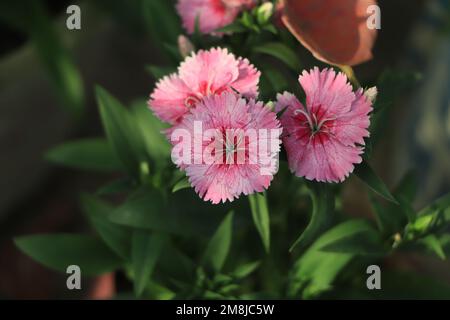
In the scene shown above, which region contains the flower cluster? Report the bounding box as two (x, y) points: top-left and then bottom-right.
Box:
(148, 47), (373, 204)
(149, 48), (281, 204)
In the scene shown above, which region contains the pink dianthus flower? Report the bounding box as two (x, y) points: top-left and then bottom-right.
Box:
(176, 0), (255, 35)
(276, 68), (373, 183)
(171, 92), (281, 204)
(149, 47), (260, 125)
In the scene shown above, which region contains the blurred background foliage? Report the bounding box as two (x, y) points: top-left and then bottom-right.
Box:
(0, 0), (449, 299)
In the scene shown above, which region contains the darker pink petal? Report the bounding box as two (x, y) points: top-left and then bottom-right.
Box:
(276, 68), (373, 183)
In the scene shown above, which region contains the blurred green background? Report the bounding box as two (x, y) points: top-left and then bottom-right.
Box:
(0, 0), (449, 299)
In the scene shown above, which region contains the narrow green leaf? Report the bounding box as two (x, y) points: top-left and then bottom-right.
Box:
(289, 221), (360, 298)
(215, 22), (247, 34)
(290, 183), (335, 252)
(132, 231), (166, 297)
(248, 193), (271, 253)
(421, 235), (446, 260)
(172, 177), (191, 193)
(131, 101), (171, 166)
(15, 234), (123, 276)
(253, 42), (301, 71)
(318, 221), (385, 256)
(96, 86), (144, 177)
(142, 0), (181, 48)
(202, 211), (234, 273)
(45, 138), (122, 172)
(354, 160), (398, 203)
(232, 261), (261, 279)
(81, 194), (131, 260)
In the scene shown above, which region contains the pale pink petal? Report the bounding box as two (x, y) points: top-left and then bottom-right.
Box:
(179, 48), (240, 95)
(170, 92), (281, 204)
(231, 58), (261, 99)
(149, 74), (192, 124)
(148, 47), (260, 124)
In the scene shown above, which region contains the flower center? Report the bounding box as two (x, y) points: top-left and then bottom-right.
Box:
(294, 106), (335, 136)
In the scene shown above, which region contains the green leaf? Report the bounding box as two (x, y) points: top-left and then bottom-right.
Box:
(370, 170), (417, 234)
(45, 138), (122, 172)
(172, 177), (191, 193)
(318, 220), (385, 255)
(202, 211), (234, 273)
(289, 221), (361, 298)
(290, 183), (335, 252)
(420, 235), (446, 260)
(354, 160), (397, 203)
(404, 193), (450, 240)
(253, 42), (301, 71)
(142, 0), (181, 49)
(232, 261), (261, 279)
(109, 187), (173, 232)
(15, 234), (123, 276)
(81, 194), (131, 260)
(132, 230), (166, 297)
(248, 193), (271, 253)
(215, 21), (247, 34)
(96, 86), (144, 177)
(131, 101), (171, 166)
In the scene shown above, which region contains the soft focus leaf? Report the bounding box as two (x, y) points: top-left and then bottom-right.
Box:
(354, 160), (397, 203)
(290, 183), (335, 252)
(131, 100), (171, 166)
(81, 194), (131, 260)
(232, 261), (261, 279)
(109, 187), (174, 232)
(172, 177), (191, 193)
(45, 138), (122, 172)
(318, 220), (385, 256)
(142, 0), (181, 49)
(131, 230), (167, 297)
(289, 221), (363, 298)
(253, 42), (301, 71)
(15, 234), (123, 276)
(248, 193), (271, 253)
(420, 235), (446, 260)
(202, 211), (234, 273)
(96, 86), (145, 177)
(0, 2), (85, 117)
